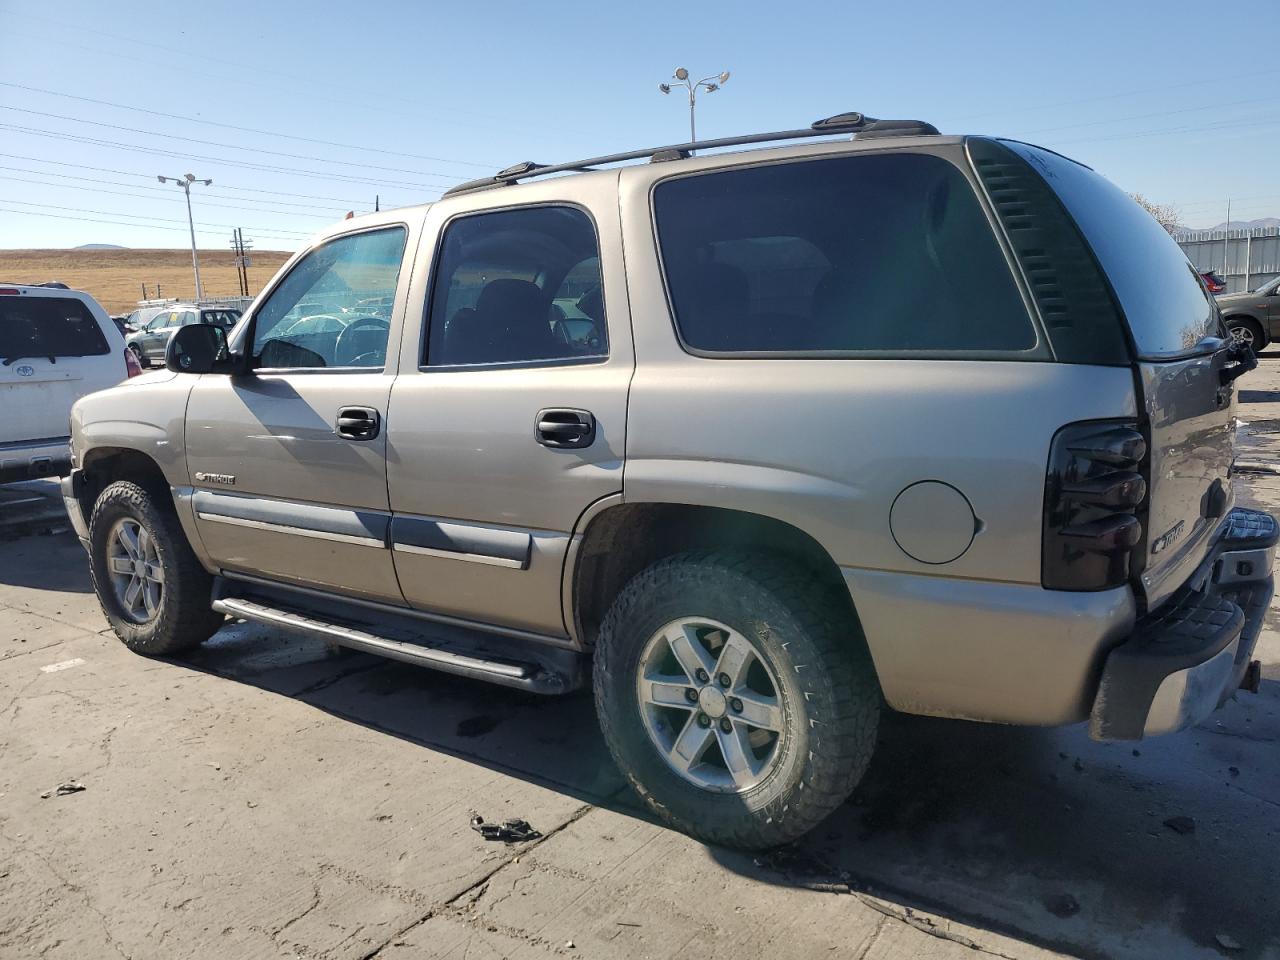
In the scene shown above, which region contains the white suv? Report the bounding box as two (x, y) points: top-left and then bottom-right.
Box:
(0, 283), (138, 484)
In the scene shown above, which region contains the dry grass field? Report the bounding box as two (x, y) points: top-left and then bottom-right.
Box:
(0, 248), (293, 314)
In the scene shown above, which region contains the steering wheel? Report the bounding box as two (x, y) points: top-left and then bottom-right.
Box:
(283, 313), (344, 336)
(334, 316), (390, 367)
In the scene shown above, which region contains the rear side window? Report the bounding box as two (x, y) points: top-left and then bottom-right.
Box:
(201, 309), (240, 328)
(426, 205), (607, 366)
(0, 296), (110, 362)
(1003, 142), (1215, 358)
(653, 153), (1036, 355)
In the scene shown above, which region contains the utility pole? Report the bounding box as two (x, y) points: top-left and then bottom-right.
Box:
(1224, 198), (1232, 290)
(659, 67), (731, 145)
(229, 229), (254, 298)
(158, 173), (212, 301)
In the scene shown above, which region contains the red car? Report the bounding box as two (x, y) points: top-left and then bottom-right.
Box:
(1201, 270), (1226, 294)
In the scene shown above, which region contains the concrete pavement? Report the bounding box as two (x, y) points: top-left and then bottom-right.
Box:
(3, 357), (1280, 960)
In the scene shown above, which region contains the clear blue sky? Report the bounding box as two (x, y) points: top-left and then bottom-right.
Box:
(1, 0), (1276, 250)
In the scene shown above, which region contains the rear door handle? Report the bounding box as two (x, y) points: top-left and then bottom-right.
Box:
(336, 405), (380, 441)
(535, 408), (595, 448)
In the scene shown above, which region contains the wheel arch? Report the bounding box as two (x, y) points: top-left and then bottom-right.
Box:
(567, 501), (864, 651)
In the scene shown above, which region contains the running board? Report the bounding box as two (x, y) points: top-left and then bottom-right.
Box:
(212, 595), (579, 694)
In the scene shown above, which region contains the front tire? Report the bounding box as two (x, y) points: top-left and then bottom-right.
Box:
(593, 551), (880, 849)
(1227, 317), (1264, 351)
(88, 480), (223, 655)
(128, 343), (148, 369)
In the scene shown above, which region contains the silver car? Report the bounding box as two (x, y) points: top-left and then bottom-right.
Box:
(63, 112), (1276, 849)
(125, 304), (241, 367)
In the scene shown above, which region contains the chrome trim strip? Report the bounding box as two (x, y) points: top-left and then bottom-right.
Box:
(196, 512), (384, 548)
(392, 542), (524, 569)
(220, 569), (576, 649)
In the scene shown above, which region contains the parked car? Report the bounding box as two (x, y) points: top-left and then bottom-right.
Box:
(0, 283), (139, 484)
(124, 305), (242, 367)
(1217, 276), (1280, 350)
(1200, 270), (1226, 294)
(63, 113), (1275, 849)
(110, 314), (136, 336)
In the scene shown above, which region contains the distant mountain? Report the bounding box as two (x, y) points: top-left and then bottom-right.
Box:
(1204, 218), (1280, 232)
(75, 243), (127, 250)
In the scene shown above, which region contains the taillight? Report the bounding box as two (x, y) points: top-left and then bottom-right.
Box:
(1043, 420), (1147, 591)
(124, 347), (142, 378)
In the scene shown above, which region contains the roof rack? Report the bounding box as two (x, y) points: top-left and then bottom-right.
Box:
(443, 112), (939, 197)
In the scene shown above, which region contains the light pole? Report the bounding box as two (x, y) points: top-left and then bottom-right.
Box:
(659, 67), (731, 145)
(158, 173), (212, 301)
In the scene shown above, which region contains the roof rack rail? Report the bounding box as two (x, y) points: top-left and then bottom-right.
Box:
(443, 112), (938, 197)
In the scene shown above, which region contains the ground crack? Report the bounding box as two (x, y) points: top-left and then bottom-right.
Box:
(854, 894), (1022, 960)
(356, 802), (597, 960)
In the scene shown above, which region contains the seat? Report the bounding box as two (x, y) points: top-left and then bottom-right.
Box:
(441, 279), (560, 364)
(678, 262), (751, 350)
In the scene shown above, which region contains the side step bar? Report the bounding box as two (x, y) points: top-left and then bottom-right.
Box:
(212, 595), (576, 694)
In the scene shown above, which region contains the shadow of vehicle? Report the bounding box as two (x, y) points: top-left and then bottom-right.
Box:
(176, 617), (1280, 960)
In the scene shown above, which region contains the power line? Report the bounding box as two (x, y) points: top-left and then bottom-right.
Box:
(0, 198), (311, 238)
(1020, 95), (1280, 136)
(0, 104), (476, 179)
(953, 66), (1280, 124)
(0, 81), (494, 169)
(0, 163), (355, 213)
(0, 206), (301, 245)
(11, 28), (524, 138)
(0, 122), (456, 191)
(1051, 112), (1280, 147)
(0, 152), (414, 206)
(0, 174), (343, 219)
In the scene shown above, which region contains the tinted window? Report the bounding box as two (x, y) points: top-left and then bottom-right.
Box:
(654, 153), (1035, 354)
(252, 227), (406, 369)
(0, 296), (110, 361)
(427, 206), (607, 366)
(201, 309), (240, 328)
(180, 311), (199, 327)
(1004, 142), (1215, 358)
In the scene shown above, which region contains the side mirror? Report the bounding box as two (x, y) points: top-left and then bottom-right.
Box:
(166, 322), (231, 374)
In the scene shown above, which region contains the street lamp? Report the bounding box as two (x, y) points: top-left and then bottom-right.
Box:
(158, 173), (212, 301)
(658, 67), (731, 146)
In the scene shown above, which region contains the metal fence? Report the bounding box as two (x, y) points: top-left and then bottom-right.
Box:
(1176, 226), (1280, 295)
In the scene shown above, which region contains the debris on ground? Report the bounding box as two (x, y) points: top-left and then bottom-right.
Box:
(1215, 933), (1242, 951)
(470, 816), (540, 843)
(1044, 893), (1081, 918)
(1228, 766), (1240, 777)
(39, 781), (85, 799)
(1163, 815), (1196, 835)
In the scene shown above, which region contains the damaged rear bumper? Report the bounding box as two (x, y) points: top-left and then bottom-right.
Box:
(1089, 507), (1276, 741)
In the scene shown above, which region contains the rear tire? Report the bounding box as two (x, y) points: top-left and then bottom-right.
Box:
(1227, 317), (1264, 351)
(593, 551), (880, 849)
(88, 480), (223, 655)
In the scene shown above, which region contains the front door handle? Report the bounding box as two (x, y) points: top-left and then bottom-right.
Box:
(535, 408), (595, 449)
(336, 406), (380, 441)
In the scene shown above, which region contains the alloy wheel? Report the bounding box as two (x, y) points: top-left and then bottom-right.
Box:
(107, 518), (164, 623)
(635, 617), (785, 793)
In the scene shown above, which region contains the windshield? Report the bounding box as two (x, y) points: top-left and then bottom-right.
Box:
(1002, 141), (1217, 359)
(1255, 277), (1280, 295)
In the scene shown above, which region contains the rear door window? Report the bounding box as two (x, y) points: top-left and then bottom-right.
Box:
(1002, 141), (1216, 358)
(426, 205), (607, 366)
(0, 296), (110, 362)
(653, 153), (1036, 355)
